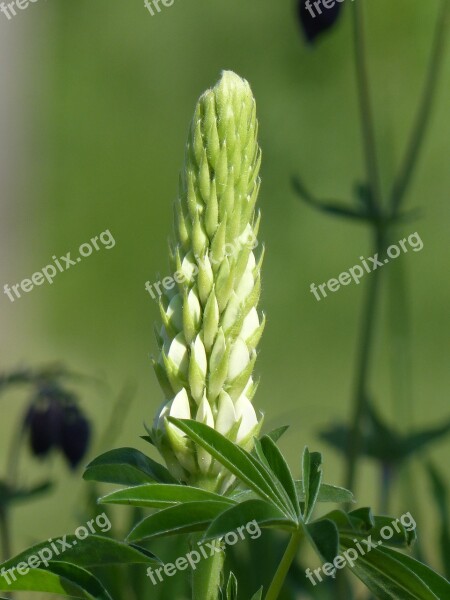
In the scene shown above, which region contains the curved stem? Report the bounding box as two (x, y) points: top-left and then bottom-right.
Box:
(351, 0), (383, 214)
(264, 530), (303, 600)
(391, 0), (450, 214)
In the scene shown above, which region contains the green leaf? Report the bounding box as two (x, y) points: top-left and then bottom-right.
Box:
(83, 447), (177, 486)
(0, 481), (53, 508)
(348, 507), (375, 530)
(328, 509), (415, 549)
(381, 547), (450, 598)
(127, 500), (233, 541)
(402, 421), (450, 458)
(301, 448), (322, 521)
(259, 435), (300, 519)
(361, 515), (416, 548)
(202, 499), (296, 542)
(0, 562), (112, 599)
(426, 461), (450, 577)
(292, 176), (369, 222)
(100, 483), (236, 509)
(341, 539), (448, 599)
(321, 509), (356, 531)
(225, 572), (238, 600)
(250, 588), (263, 600)
(295, 481), (354, 504)
(320, 406), (450, 465)
(0, 535), (159, 572)
(168, 418), (288, 513)
(264, 426), (289, 444)
(306, 519), (339, 564)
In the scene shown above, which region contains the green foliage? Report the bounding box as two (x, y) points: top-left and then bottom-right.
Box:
(0, 536), (158, 599)
(2, 422), (447, 599)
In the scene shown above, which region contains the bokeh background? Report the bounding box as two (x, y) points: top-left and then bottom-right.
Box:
(0, 0), (449, 582)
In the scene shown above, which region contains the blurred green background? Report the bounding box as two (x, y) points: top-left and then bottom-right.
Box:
(0, 0), (448, 572)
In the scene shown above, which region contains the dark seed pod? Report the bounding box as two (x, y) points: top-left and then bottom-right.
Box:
(60, 404), (91, 469)
(26, 400), (64, 458)
(297, 0), (343, 44)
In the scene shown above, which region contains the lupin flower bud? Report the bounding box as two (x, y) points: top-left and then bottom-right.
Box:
(151, 71), (265, 491)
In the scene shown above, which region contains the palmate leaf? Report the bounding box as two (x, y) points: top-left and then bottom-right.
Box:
(100, 483), (236, 509)
(126, 500), (233, 541)
(168, 418), (291, 515)
(201, 499), (297, 542)
(0, 536), (158, 598)
(342, 540), (450, 599)
(83, 447), (177, 486)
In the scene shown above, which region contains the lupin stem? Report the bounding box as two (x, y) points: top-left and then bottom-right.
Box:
(191, 533), (225, 600)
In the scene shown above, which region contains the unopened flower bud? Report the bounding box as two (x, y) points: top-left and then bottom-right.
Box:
(152, 71), (265, 490)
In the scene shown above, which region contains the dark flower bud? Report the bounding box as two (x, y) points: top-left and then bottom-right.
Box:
(297, 0), (343, 44)
(26, 399), (64, 458)
(60, 404), (91, 469)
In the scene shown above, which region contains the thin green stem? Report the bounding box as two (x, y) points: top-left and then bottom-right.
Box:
(345, 0), (386, 498)
(0, 508), (11, 563)
(351, 0), (383, 214)
(345, 228), (385, 494)
(391, 0), (450, 214)
(264, 530), (303, 600)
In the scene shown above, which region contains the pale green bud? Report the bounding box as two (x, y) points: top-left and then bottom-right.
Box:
(152, 71), (264, 489)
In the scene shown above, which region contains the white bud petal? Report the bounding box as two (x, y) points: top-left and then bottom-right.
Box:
(228, 337), (250, 380)
(221, 291), (240, 331)
(187, 289), (201, 328)
(196, 396), (214, 473)
(216, 391), (236, 435)
(169, 388), (191, 420)
(240, 307), (260, 341)
(235, 269), (254, 302)
(167, 294), (183, 332)
(234, 394), (258, 443)
(196, 396), (214, 428)
(154, 400), (170, 431)
(192, 336), (207, 376)
(166, 333), (189, 376)
(181, 251), (199, 282)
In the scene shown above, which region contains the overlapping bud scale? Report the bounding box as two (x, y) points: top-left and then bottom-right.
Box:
(152, 71), (265, 489)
